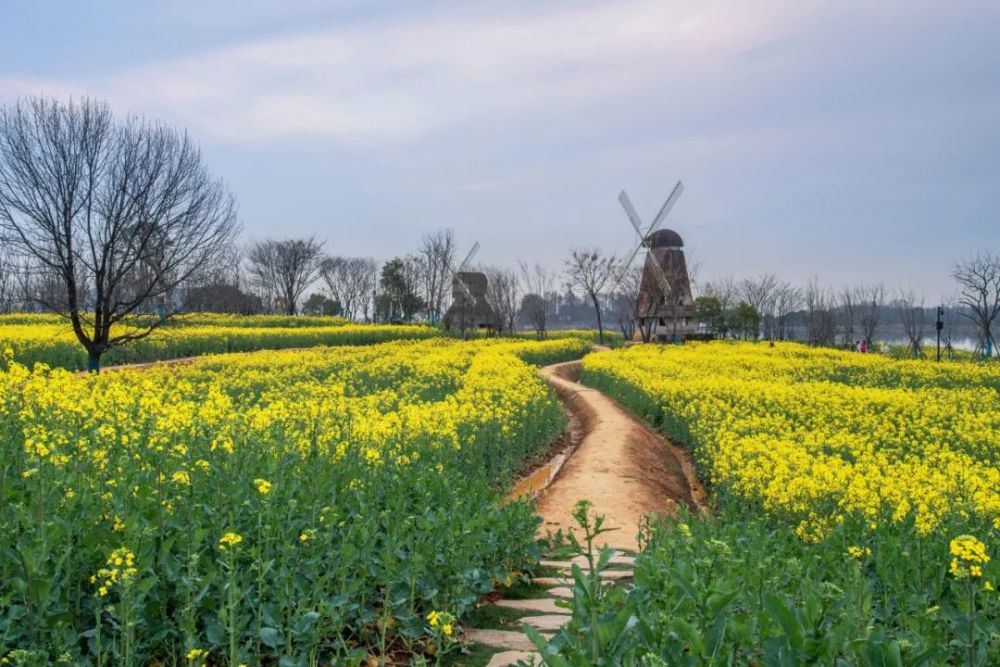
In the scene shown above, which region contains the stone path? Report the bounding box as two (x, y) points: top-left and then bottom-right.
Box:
(465, 552), (635, 667)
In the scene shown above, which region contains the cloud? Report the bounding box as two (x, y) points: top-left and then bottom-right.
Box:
(0, 0), (823, 145)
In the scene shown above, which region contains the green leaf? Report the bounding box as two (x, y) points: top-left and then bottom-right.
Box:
(764, 593), (804, 653)
(259, 626), (282, 649)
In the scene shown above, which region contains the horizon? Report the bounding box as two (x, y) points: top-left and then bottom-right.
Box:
(2, 0), (999, 298)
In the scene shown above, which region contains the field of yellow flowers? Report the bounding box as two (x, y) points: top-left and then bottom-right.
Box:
(559, 342), (998, 664)
(0, 313), (439, 371)
(0, 336), (587, 665)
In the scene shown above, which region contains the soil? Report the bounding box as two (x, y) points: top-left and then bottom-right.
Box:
(534, 357), (705, 551)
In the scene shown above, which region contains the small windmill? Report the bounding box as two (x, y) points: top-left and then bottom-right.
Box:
(442, 242), (496, 334)
(615, 181), (695, 342)
(451, 241), (480, 303)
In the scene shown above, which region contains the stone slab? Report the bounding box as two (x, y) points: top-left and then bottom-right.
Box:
(540, 553), (635, 570)
(533, 571), (631, 587)
(495, 598), (570, 614)
(466, 628), (550, 652)
(486, 650), (541, 667)
(521, 614), (570, 631)
(547, 586), (574, 599)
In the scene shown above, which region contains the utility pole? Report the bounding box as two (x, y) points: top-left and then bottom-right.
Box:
(936, 305), (944, 362)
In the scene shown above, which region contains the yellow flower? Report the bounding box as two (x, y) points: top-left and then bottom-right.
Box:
(171, 470), (191, 486)
(186, 648), (208, 663)
(442, 623), (453, 636)
(254, 478), (272, 495)
(984, 580), (994, 592)
(219, 532), (243, 550)
(426, 610), (440, 627)
(949, 535), (990, 579)
(847, 545), (871, 560)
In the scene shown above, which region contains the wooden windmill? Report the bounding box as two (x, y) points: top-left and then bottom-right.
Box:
(442, 242), (496, 333)
(616, 181), (695, 342)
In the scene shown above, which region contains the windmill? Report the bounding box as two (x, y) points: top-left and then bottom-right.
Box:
(442, 242), (497, 334)
(615, 181), (695, 342)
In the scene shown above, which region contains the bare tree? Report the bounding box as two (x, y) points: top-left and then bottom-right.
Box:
(0, 245), (14, 313)
(742, 273), (778, 341)
(418, 228), (456, 324)
(320, 256), (378, 321)
(565, 248), (618, 344)
(837, 286), (859, 347)
(0, 97), (239, 370)
(246, 237), (325, 315)
(952, 251), (1000, 357)
(611, 266), (642, 341)
(894, 287), (927, 358)
(702, 275), (740, 337)
(485, 266), (520, 334)
(858, 283), (886, 344)
(772, 282), (802, 340)
(805, 278), (836, 347)
(518, 262), (555, 338)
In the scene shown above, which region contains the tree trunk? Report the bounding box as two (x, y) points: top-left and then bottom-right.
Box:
(591, 293), (604, 344)
(86, 348), (102, 373)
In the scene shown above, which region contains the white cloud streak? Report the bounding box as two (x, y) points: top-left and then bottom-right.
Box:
(0, 0), (821, 144)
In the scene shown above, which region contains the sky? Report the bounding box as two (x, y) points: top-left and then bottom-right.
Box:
(1, 0), (998, 298)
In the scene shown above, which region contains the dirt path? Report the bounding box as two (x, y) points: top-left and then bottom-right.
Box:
(535, 358), (705, 551)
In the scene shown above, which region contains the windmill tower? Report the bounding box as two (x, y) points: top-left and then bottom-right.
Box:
(442, 242), (497, 333)
(617, 181), (696, 342)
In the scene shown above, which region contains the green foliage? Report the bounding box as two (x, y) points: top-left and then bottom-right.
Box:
(536, 504), (998, 665)
(0, 338), (586, 664)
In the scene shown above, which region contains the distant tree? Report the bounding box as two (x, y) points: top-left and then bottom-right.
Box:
(565, 248), (618, 344)
(701, 276), (740, 339)
(418, 229), (456, 324)
(837, 286), (859, 347)
(694, 295), (723, 334)
(320, 256), (378, 321)
(519, 293), (548, 338)
(731, 302), (761, 341)
(773, 281), (802, 341)
(613, 265), (648, 341)
(952, 251), (1000, 357)
(857, 283), (886, 344)
(246, 237), (325, 315)
(518, 262), (556, 339)
(302, 292), (341, 316)
(894, 287), (927, 358)
(741, 274), (777, 341)
(805, 278), (836, 346)
(0, 245), (13, 313)
(0, 97), (239, 371)
(186, 283), (262, 314)
(485, 266), (520, 334)
(377, 256), (425, 322)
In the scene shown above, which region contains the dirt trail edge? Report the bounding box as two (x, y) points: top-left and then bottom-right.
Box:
(535, 357), (705, 551)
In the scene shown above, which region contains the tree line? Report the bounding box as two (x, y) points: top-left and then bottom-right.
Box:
(1, 96), (997, 368)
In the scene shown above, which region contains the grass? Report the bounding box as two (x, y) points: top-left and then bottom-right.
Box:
(497, 578), (553, 600)
(465, 603), (530, 631)
(440, 642), (503, 667)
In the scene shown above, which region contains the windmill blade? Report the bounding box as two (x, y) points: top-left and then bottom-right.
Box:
(457, 242), (480, 273)
(609, 242), (644, 291)
(649, 180), (684, 234)
(644, 247), (675, 301)
(618, 190), (644, 235)
(454, 273), (474, 300)
(448, 242), (480, 302)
